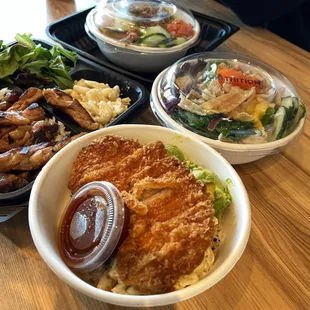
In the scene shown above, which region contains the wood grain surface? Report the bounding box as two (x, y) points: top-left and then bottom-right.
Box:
(0, 1), (310, 309)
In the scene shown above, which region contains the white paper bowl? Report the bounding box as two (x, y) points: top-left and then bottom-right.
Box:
(151, 68), (306, 165)
(29, 125), (250, 307)
(85, 7), (200, 72)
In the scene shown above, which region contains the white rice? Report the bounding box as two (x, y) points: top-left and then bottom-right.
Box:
(0, 87), (8, 101)
(46, 117), (71, 142)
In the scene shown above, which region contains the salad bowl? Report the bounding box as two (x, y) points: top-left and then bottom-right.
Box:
(151, 52), (306, 164)
(85, 0), (200, 72)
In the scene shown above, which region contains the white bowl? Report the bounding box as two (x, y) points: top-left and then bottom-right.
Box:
(29, 125), (250, 307)
(151, 69), (306, 165)
(85, 8), (200, 72)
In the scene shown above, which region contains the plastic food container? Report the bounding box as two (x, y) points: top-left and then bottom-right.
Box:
(85, 0), (200, 72)
(151, 52), (306, 164)
(29, 125), (250, 307)
(0, 39), (148, 223)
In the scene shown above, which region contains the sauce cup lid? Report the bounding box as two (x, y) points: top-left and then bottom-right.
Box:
(58, 181), (125, 271)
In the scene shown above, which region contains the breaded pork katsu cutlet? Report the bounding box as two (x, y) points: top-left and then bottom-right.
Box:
(68, 135), (141, 192)
(69, 135), (215, 294)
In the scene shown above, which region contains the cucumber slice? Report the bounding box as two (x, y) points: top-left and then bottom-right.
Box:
(270, 106), (287, 140)
(139, 34), (167, 47)
(291, 97), (300, 119)
(281, 96), (298, 120)
(261, 107), (275, 125)
(165, 37), (187, 47)
(286, 100), (306, 134)
(140, 26), (171, 39)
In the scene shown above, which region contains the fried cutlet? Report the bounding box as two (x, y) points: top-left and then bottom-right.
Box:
(70, 139), (186, 193)
(114, 159), (214, 294)
(69, 135), (215, 294)
(68, 135), (141, 192)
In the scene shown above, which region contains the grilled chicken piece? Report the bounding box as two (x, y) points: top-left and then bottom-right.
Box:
(0, 133), (85, 172)
(43, 89), (99, 131)
(8, 88), (43, 111)
(21, 103), (46, 122)
(0, 101), (12, 111)
(8, 126), (32, 141)
(43, 88), (73, 108)
(0, 142), (49, 172)
(0, 118), (63, 153)
(0, 103), (45, 126)
(0, 88), (22, 111)
(0, 126), (17, 139)
(0, 111), (30, 126)
(0, 172), (32, 193)
(32, 119), (60, 143)
(0, 126), (33, 153)
(4, 89), (23, 103)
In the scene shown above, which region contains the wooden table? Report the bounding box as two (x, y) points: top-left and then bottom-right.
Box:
(1, 1), (309, 309)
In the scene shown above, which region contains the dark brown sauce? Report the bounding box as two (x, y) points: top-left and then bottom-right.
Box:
(59, 190), (106, 265)
(58, 185), (130, 270)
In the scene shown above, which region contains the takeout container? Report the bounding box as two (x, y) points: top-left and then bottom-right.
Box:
(46, 6), (239, 87)
(85, 0), (200, 72)
(150, 52), (307, 164)
(29, 125), (251, 307)
(0, 39), (148, 222)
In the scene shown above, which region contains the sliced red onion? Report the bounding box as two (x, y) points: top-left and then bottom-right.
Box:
(163, 96), (181, 112)
(208, 116), (223, 131)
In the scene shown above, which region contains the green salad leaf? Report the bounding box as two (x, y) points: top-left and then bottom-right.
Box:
(165, 144), (232, 216)
(172, 109), (256, 142)
(0, 33), (78, 89)
(0, 44), (29, 79)
(15, 33), (36, 50)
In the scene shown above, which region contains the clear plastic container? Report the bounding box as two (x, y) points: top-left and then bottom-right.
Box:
(150, 52), (306, 164)
(155, 52), (306, 144)
(92, 0), (197, 49)
(58, 181), (128, 271)
(85, 0), (200, 72)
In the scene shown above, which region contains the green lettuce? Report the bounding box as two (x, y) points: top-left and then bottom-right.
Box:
(172, 109), (256, 142)
(0, 33), (78, 89)
(165, 144), (232, 216)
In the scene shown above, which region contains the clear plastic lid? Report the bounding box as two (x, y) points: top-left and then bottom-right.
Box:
(157, 52), (306, 144)
(90, 0), (197, 48)
(58, 181), (128, 271)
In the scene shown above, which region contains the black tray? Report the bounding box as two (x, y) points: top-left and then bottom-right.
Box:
(0, 39), (149, 206)
(46, 7), (239, 88)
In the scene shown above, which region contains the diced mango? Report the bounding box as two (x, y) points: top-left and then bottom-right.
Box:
(246, 101), (257, 115)
(246, 100), (272, 129)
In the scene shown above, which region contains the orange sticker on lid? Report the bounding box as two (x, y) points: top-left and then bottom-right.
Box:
(216, 66), (263, 92)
